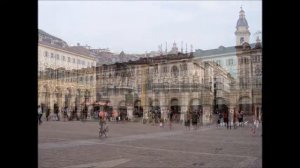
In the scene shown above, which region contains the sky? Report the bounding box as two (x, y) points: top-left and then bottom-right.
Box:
(38, 0), (262, 54)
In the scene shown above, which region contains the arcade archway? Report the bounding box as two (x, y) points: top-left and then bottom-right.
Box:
(170, 98), (180, 122)
(239, 97), (251, 115)
(189, 98), (203, 124)
(40, 85), (50, 113)
(133, 100), (143, 118)
(118, 101), (127, 120)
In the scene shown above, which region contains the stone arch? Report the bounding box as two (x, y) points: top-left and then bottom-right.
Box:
(133, 99), (143, 118)
(169, 98), (181, 122)
(40, 85), (50, 111)
(215, 97), (229, 115)
(238, 96), (252, 115)
(75, 89), (82, 112)
(118, 100), (127, 120)
(189, 98), (203, 113)
(53, 86), (63, 112)
(64, 87), (72, 108)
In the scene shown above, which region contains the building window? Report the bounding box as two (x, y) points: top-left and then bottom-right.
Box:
(227, 59), (233, 66)
(153, 64), (158, 73)
(44, 51), (48, 57)
(183, 63), (187, 71)
(56, 54), (59, 60)
(216, 60), (221, 66)
(257, 56), (260, 62)
(163, 66), (168, 73)
(68, 57), (70, 62)
(62, 56), (65, 61)
(51, 53), (54, 58)
(83, 61), (85, 65)
(171, 66), (179, 77)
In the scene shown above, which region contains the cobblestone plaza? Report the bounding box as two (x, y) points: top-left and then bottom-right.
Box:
(38, 121), (262, 168)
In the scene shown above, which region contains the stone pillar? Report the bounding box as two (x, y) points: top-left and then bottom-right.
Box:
(70, 94), (75, 109)
(143, 105), (150, 119)
(49, 93), (55, 119)
(202, 105), (212, 125)
(127, 106), (133, 120)
(77, 95), (84, 118)
(229, 106), (235, 126)
(180, 105), (188, 125)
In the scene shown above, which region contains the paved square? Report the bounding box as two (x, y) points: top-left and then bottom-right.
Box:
(38, 121), (262, 168)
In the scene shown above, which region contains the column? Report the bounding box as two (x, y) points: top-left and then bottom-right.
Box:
(228, 106), (235, 127)
(127, 106), (133, 120)
(49, 93), (55, 118)
(202, 105), (212, 125)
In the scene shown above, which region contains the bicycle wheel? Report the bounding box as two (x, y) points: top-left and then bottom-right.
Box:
(99, 129), (102, 138)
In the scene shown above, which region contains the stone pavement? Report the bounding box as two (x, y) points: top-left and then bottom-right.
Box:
(38, 120), (262, 168)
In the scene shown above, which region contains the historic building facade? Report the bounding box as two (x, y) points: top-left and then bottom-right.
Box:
(96, 53), (234, 124)
(38, 7), (262, 123)
(193, 7), (262, 121)
(38, 29), (97, 119)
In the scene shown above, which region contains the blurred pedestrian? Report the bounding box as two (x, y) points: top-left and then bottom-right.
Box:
(184, 112), (191, 131)
(38, 105), (42, 125)
(54, 104), (60, 121)
(46, 107), (50, 121)
(63, 107), (68, 121)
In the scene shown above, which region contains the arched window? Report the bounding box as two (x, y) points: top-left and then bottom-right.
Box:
(171, 66), (179, 77)
(182, 63), (187, 71)
(162, 66), (167, 73)
(240, 37), (244, 44)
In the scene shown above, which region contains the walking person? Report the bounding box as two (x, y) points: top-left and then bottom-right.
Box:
(192, 112), (198, 130)
(98, 111), (108, 137)
(217, 112), (221, 128)
(63, 107), (68, 121)
(219, 112), (223, 127)
(184, 112), (191, 131)
(38, 105), (43, 125)
(224, 112), (229, 129)
(251, 116), (258, 136)
(233, 111), (237, 129)
(217, 118), (220, 128)
(45, 107), (50, 121)
(208, 113), (212, 127)
(54, 104), (60, 121)
(169, 112), (173, 130)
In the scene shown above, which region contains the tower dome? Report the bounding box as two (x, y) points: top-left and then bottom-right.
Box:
(236, 7), (249, 28)
(235, 6), (251, 46)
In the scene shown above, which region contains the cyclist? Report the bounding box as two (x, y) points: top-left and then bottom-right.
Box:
(99, 111), (107, 137)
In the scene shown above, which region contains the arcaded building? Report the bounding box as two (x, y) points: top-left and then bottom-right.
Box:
(96, 52), (234, 124)
(38, 29), (97, 118)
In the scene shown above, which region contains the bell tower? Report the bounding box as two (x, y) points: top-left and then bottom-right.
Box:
(235, 6), (251, 45)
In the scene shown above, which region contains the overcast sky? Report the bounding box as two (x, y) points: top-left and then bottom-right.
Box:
(38, 0), (262, 54)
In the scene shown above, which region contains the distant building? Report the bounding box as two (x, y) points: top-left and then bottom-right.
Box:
(194, 7), (255, 80)
(38, 29), (96, 118)
(191, 7), (262, 119)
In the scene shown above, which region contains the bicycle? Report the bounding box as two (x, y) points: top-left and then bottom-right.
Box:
(99, 124), (109, 138)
